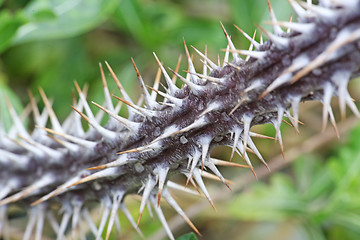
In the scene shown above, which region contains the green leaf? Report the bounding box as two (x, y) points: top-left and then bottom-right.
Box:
(0, 10), (26, 53)
(293, 155), (332, 201)
(228, 174), (306, 221)
(176, 232), (198, 240)
(32, 8), (57, 21)
(13, 0), (118, 44)
(0, 77), (24, 132)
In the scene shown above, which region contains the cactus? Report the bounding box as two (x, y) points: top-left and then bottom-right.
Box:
(1, 0), (360, 239)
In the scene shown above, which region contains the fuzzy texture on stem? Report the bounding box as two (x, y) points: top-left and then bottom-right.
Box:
(1, 1), (360, 239)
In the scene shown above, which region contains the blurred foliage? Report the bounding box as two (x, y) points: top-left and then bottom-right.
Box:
(226, 125), (360, 240)
(177, 232), (198, 240)
(1, 0), (359, 240)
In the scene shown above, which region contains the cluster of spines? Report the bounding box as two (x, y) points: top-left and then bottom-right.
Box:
(1, 0), (360, 239)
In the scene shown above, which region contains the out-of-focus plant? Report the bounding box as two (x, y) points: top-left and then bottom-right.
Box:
(226, 126), (360, 240)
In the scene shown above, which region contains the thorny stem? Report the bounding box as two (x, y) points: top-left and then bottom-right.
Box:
(149, 116), (359, 240)
(1, 1), (360, 239)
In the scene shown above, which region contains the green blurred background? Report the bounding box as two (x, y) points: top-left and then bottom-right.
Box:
(1, 0), (360, 240)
